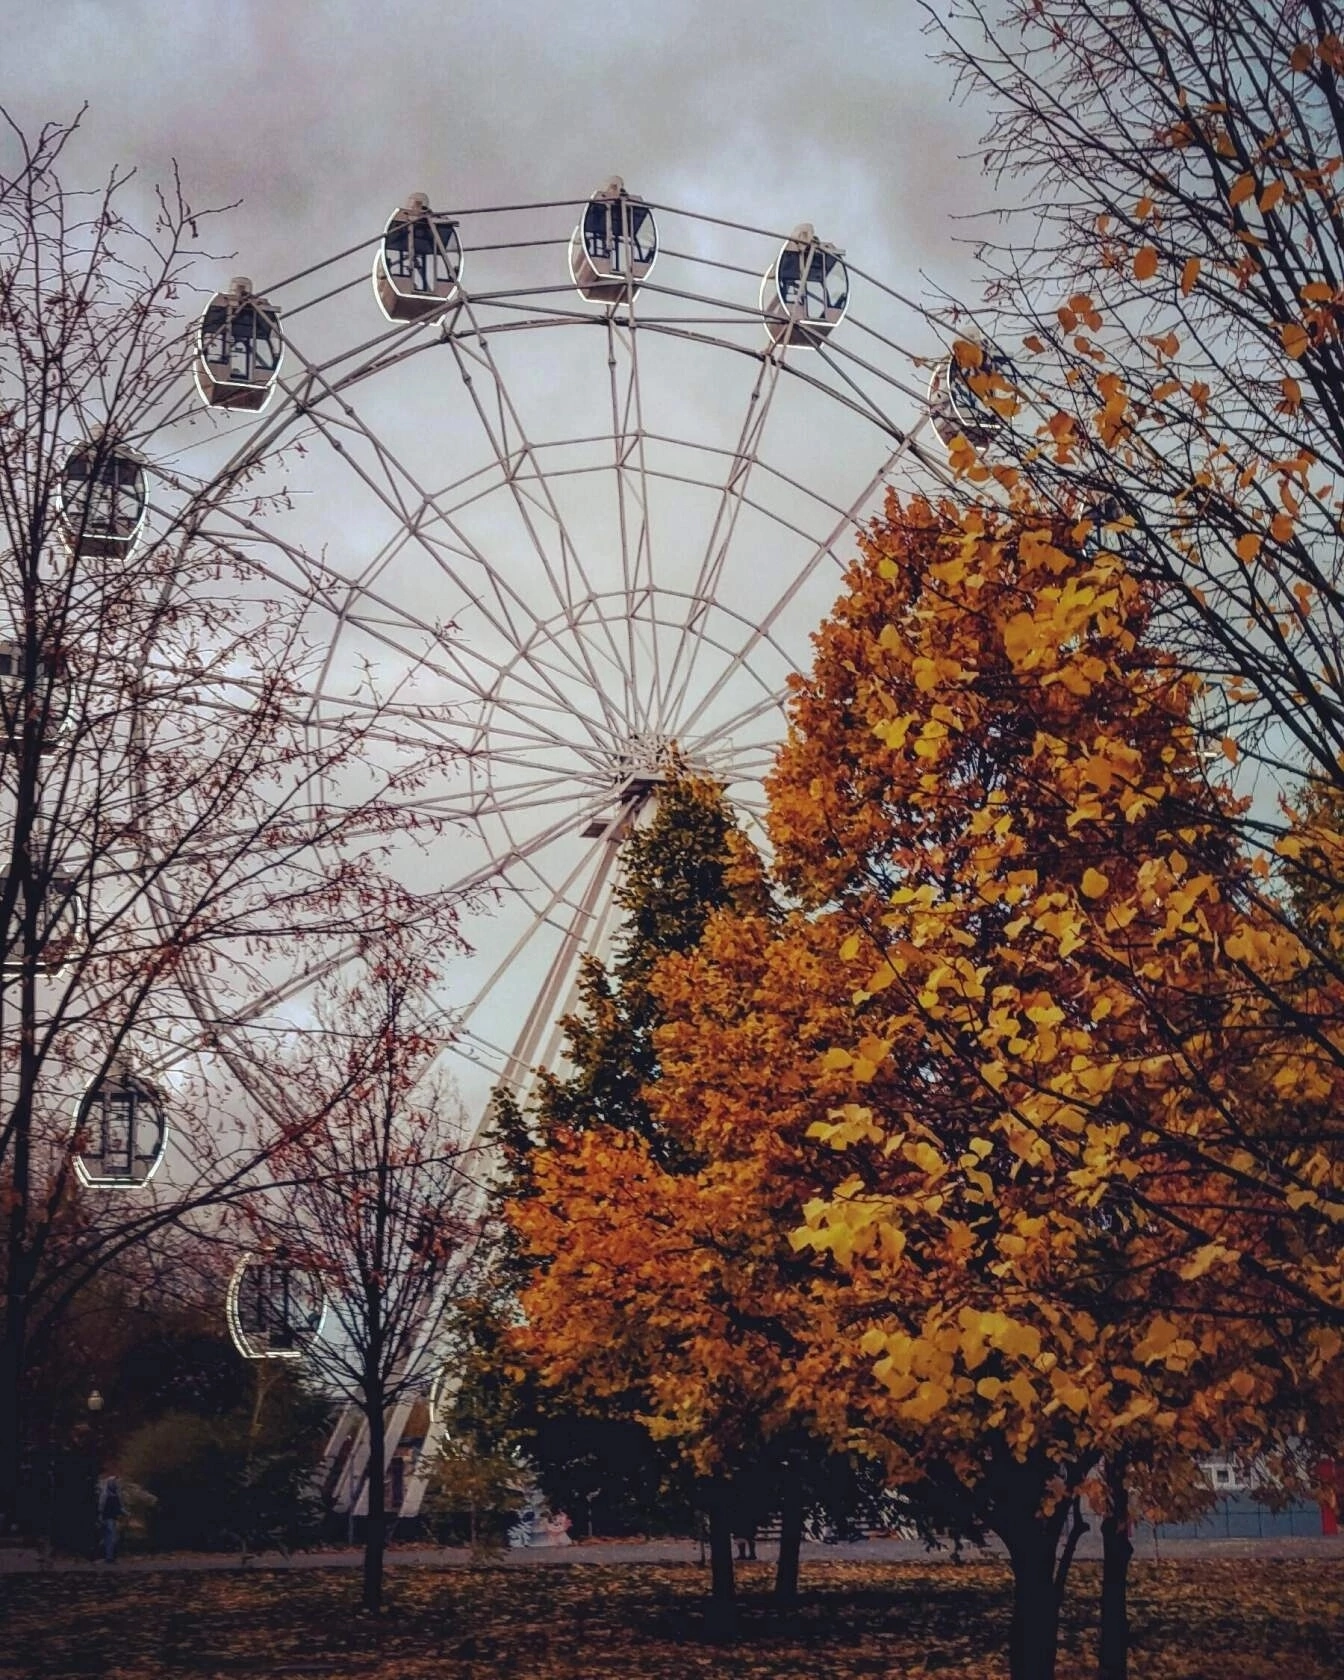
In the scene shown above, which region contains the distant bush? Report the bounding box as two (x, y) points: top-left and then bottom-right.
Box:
(118, 1368), (331, 1554)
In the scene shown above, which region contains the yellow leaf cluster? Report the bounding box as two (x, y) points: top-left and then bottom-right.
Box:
(508, 493), (1344, 1517)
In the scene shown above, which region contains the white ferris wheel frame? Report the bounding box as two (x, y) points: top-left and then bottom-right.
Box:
(109, 190), (962, 1520)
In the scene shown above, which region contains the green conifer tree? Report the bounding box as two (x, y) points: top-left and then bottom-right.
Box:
(456, 772), (771, 1552)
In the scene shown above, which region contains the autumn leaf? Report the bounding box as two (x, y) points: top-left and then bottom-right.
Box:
(951, 337), (984, 369)
(1002, 610), (1041, 665)
(1180, 1241), (1241, 1279)
(1133, 245), (1160, 280)
(4, 1558), (1342, 1680)
(1181, 256), (1201, 295)
(1228, 172), (1257, 207)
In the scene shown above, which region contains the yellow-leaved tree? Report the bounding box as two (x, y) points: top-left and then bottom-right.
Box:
(650, 494), (1343, 1680)
(925, 1), (1344, 1330)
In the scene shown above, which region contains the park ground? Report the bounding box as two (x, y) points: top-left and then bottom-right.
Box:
(0, 1546), (1340, 1679)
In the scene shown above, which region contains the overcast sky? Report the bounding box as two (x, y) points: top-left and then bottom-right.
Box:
(4, 0), (994, 302)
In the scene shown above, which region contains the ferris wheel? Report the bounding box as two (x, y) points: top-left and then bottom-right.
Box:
(62, 177), (974, 1517)
(106, 180), (956, 1126)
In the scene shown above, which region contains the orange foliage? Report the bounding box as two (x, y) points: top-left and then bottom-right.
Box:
(512, 497), (1344, 1644)
(760, 496), (1342, 1472)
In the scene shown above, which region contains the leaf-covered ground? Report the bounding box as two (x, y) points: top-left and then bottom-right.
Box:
(1, 1556), (1339, 1679)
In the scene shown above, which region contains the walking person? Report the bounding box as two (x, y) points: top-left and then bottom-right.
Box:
(97, 1474), (123, 1563)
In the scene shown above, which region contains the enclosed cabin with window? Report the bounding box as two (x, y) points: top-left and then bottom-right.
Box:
(760, 225), (849, 347)
(928, 336), (1019, 455)
(374, 194), (464, 322)
(569, 179), (658, 305)
(195, 278), (283, 411)
(0, 640), (70, 754)
(58, 436), (147, 559)
(0, 871), (81, 974)
(226, 1253), (326, 1360)
(73, 1062), (168, 1190)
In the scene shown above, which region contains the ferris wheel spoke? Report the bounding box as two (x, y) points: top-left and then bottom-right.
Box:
(445, 323), (595, 613)
(501, 837), (629, 1090)
(140, 667), (462, 759)
(450, 825), (616, 1038)
(683, 689), (785, 758)
(212, 567), (585, 767)
(442, 1029), (509, 1080)
(264, 327), (592, 676)
(254, 335), (623, 740)
(680, 431), (928, 745)
(656, 350), (788, 731)
(357, 514), (592, 707)
(811, 336), (955, 474)
(635, 433), (854, 523)
(602, 309), (662, 736)
(446, 311), (634, 717)
(196, 504), (604, 756)
(151, 795), (610, 1081)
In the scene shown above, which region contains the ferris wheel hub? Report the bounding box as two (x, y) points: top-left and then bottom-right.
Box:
(608, 730), (677, 785)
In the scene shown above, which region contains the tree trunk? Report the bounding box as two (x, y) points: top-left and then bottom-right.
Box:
(774, 1464), (804, 1604)
(708, 1489), (735, 1602)
(1099, 1464), (1133, 1680)
(1, 965), (36, 1539)
(0, 1308), (26, 1534)
(1005, 1524), (1063, 1680)
(363, 1402), (386, 1614)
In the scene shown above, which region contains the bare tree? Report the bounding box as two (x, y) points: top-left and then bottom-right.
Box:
(0, 112), (462, 1532)
(927, 1), (1344, 793)
(238, 947), (482, 1613)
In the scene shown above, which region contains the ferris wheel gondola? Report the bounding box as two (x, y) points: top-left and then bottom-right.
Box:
(0, 641), (70, 752)
(760, 224), (849, 347)
(58, 435), (147, 558)
(226, 1253), (326, 1360)
(194, 277), (284, 410)
(373, 194), (465, 321)
(72, 1062), (168, 1190)
(568, 178), (657, 304)
(0, 872), (81, 974)
(927, 334), (1020, 455)
(1081, 493), (1140, 561)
